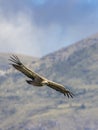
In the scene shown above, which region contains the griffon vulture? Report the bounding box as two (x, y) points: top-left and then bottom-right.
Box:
(9, 55), (74, 98)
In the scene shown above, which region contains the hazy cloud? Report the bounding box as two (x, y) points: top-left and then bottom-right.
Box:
(0, 13), (41, 56)
(0, 12), (67, 56)
(0, 0), (98, 56)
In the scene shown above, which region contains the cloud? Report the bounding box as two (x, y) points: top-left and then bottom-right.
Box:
(0, 13), (42, 56)
(0, 0), (98, 57)
(29, 0), (97, 25)
(0, 11), (67, 56)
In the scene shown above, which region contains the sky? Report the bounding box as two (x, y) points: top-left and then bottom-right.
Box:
(0, 0), (98, 57)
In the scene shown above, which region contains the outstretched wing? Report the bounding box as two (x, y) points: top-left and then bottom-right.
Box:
(9, 55), (74, 98)
(47, 80), (74, 98)
(9, 55), (44, 81)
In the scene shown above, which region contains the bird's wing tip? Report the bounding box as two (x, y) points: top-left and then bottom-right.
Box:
(9, 55), (22, 65)
(64, 90), (75, 98)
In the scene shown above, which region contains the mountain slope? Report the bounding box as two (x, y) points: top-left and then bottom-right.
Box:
(0, 34), (98, 130)
(34, 35), (98, 86)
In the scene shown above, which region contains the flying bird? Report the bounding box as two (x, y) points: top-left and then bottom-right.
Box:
(9, 55), (74, 98)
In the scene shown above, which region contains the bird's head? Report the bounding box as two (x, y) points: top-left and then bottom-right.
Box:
(41, 80), (48, 86)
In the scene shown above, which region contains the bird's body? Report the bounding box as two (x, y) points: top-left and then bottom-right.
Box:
(9, 55), (74, 98)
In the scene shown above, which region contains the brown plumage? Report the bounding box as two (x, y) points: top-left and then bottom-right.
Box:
(9, 55), (74, 98)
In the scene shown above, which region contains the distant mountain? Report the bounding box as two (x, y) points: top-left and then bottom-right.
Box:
(34, 34), (98, 86)
(0, 34), (98, 130)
